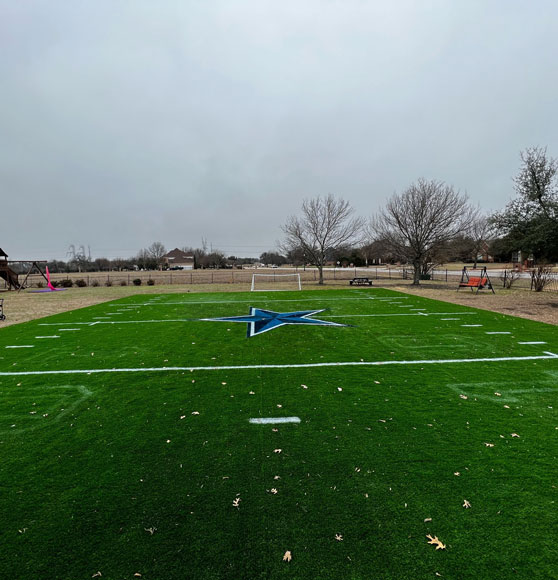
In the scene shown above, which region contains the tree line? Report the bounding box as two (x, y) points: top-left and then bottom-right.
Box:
(37, 146), (557, 285)
(280, 146), (558, 285)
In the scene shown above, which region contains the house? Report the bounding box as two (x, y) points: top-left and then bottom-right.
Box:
(162, 248), (195, 270)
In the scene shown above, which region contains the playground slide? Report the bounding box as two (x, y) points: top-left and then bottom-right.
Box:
(0, 265), (21, 290)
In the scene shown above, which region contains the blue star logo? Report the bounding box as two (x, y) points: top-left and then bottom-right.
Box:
(202, 307), (348, 337)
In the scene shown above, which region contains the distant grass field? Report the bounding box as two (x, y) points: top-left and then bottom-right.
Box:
(0, 288), (557, 579)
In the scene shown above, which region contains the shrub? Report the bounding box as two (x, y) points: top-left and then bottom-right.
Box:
(36, 281), (44, 288)
(75, 279), (87, 288)
(120, 280), (127, 286)
(133, 278), (142, 286)
(500, 269), (521, 289)
(147, 279), (155, 286)
(531, 266), (553, 292)
(91, 280), (100, 287)
(105, 279), (113, 287)
(59, 279), (73, 288)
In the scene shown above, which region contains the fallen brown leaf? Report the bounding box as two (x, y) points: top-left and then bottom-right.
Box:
(426, 534), (446, 550)
(335, 533), (343, 541)
(283, 550), (292, 562)
(463, 499), (471, 509)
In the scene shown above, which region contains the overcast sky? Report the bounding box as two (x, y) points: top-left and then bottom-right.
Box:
(2, 1), (558, 260)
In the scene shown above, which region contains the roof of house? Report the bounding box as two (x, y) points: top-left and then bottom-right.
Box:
(163, 248), (195, 262)
(0, 248), (7, 258)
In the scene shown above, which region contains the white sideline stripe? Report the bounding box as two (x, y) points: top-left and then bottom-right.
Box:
(249, 417), (301, 424)
(58, 329), (80, 331)
(441, 318), (459, 320)
(461, 324), (483, 327)
(35, 336), (60, 339)
(518, 341), (547, 345)
(486, 332), (511, 335)
(1, 352), (556, 377)
(5, 345), (35, 349)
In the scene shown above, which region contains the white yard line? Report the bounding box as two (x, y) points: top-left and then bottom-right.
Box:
(518, 341), (547, 345)
(486, 332), (511, 335)
(5, 345), (35, 349)
(1, 352), (556, 377)
(35, 336), (60, 339)
(249, 417), (301, 424)
(461, 324), (483, 327)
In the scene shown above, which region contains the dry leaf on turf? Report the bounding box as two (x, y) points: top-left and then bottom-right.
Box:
(232, 497), (241, 508)
(270, 488), (278, 494)
(511, 433), (520, 438)
(335, 534), (343, 541)
(463, 499), (471, 509)
(283, 551), (292, 562)
(274, 449), (282, 453)
(484, 442), (494, 447)
(426, 535), (446, 550)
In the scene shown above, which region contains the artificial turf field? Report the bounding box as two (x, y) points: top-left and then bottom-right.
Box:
(0, 288), (557, 580)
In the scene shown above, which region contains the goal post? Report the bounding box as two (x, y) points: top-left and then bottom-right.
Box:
(251, 272), (302, 291)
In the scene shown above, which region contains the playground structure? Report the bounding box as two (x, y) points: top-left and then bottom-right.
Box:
(457, 266), (495, 293)
(0, 248), (49, 292)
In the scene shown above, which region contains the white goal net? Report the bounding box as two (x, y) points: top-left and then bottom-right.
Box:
(251, 273), (302, 292)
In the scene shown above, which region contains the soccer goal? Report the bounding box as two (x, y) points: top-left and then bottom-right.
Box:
(251, 273), (302, 291)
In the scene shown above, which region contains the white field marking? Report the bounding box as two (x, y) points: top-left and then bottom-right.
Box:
(136, 296), (408, 306)
(249, 417), (301, 424)
(441, 318), (460, 321)
(5, 345), (35, 349)
(36, 311), (476, 327)
(447, 382), (558, 404)
(35, 336), (60, 339)
(0, 385), (93, 435)
(411, 309), (427, 311)
(1, 352), (556, 377)
(58, 329), (80, 331)
(323, 312), (475, 318)
(518, 341), (547, 345)
(486, 332), (511, 335)
(93, 317), (111, 320)
(461, 324), (483, 327)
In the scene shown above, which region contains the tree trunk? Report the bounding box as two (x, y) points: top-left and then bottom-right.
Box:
(318, 266), (324, 285)
(412, 263), (421, 285)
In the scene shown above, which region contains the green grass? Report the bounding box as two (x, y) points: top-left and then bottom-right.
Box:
(0, 288), (557, 579)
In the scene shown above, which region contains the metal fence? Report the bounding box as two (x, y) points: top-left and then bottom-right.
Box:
(5, 266), (558, 292)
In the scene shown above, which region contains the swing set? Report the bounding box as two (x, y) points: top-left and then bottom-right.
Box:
(457, 266), (495, 293)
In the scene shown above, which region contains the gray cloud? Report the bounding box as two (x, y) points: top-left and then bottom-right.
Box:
(2, 0), (558, 259)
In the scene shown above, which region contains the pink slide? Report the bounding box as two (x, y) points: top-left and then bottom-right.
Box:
(46, 266), (57, 291)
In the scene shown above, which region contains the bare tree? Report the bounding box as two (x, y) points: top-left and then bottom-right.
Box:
(371, 179), (477, 285)
(282, 194), (365, 285)
(469, 214), (494, 268)
(147, 242), (167, 270)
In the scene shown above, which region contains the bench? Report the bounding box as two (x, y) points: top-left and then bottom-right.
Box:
(458, 276), (488, 289)
(350, 277), (373, 286)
